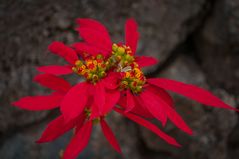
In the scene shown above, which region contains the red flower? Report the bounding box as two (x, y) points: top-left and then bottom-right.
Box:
(75, 18), (238, 145)
(36, 112), (121, 159)
(37, 40), (120, 122)
(13, 74), (121, 159)
(12, 74), (71, 111)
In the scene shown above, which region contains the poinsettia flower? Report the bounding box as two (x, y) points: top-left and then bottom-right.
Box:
(74, 18), (158, 68)
(12, 74), (71, 111)
(74, 18), (238, 142)
(112, 19), (239, 136)
(36, 40), (121, 122)
(37, 110), (121, 159)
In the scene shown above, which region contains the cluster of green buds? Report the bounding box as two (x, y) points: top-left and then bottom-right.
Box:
(72, 54), (109, 84)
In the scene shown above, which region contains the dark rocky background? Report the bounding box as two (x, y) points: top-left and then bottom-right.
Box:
(1, 0), (239, 158)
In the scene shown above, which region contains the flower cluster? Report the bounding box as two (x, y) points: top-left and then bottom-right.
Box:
(12, 18), (238, 159)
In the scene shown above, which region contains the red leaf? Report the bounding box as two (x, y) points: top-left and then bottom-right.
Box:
(125, 18), (139, 54)
(146, 86), (192, 135)
(125, 90), (135, 112)
(102, 72), (120, 90)
(163, 103), (193, 135)
(36, 114), (84, 143)
(114, 108), (181, 147)
(100, 120), (122, 153)
(140, 90), (167, 126)
(117, 93), (153, 118)
(37, 65), (72, 75)
(78, 28), (112, 53)
(76, 18), (111, 43)
(148, 78), (239, 112)
(94, 82), (105, 115)
(63, 121), (92, 159)
(60, 82), (89, 122)
(48, 41), (78, 65)
(147, 85), (174, 108)
(73, 42), (108, 57)
(102, 90), (120, 115)
(12, 93), (63, 111)
(135, 56), (158, 68)
(34, 74), (71, 93)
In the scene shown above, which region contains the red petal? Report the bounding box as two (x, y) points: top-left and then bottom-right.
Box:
(140, 90), (167, 126)
(146, 86), (192, 135)
(78, 28), (112, 54)
(34, 74), (71, 93)
(76, 18), (111, 43)
(148, 78), (239, 112)
(37, 65), (72, 75)
(164, 103), (193, 135)
(125, 18), (139, 54)
(12, 93), (63, 111)
(135, 56), (158, 68)
(114, 108), (181, 147)
(94, 82), (106, 115)
(131, 95), (154, 118)
(60, 82), (89, 122)
(100, 120), (122, 153)
(117, 92), (153, 118)
(73, 42), (108, 57)
(125, 90), (135, 112)
(147, 85), (174, 108)
(102, 90), (120, 115)
(36, 114), (84, 143)
(102, 72), (120, 90)
(48, 41), (78, 65)
(63, 121), (92, 159)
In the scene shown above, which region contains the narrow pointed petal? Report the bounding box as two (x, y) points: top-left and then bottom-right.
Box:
(125, 90), (135, 112)
(37, 65), (72, 75)
(34, 74), (71, 93)
(94, 82), (105, 115)
(102, 72), (120, 90)
(60, 82), (89, 122)
(78, 28), (112, 54)
(76, 18), (111, 43)
(100, 120), (122, 153)
(102, 90), (120, 115)
(12, 93), (63, 111)
(48, 41), (78, 65)
(125, 18), (139, 54)
(131, 95), (154, 118)
(114, 108), (181, 147)
(74, 115), (86, 134)
(36, 114), (84, 143)
(148, 78), (238, 111)
(73, 42), (109, 57)
(135, 56), (158, 68)
(147, 86), (174, 108)
(140, 90), (167, 125)
(164, 103), (193, 135)
(63, 121), (92, 159)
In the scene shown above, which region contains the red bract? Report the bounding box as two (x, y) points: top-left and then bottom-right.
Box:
(76, 18), (238, 146)
(12, 74), (70, 111)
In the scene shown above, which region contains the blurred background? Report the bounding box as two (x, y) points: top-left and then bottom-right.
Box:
(1, 0), (239, 158)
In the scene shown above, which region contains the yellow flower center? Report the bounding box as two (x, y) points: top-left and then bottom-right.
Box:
(110, 43), (135, 68)
(72, 54), (110, 84)
(120, 63), (146, 94)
